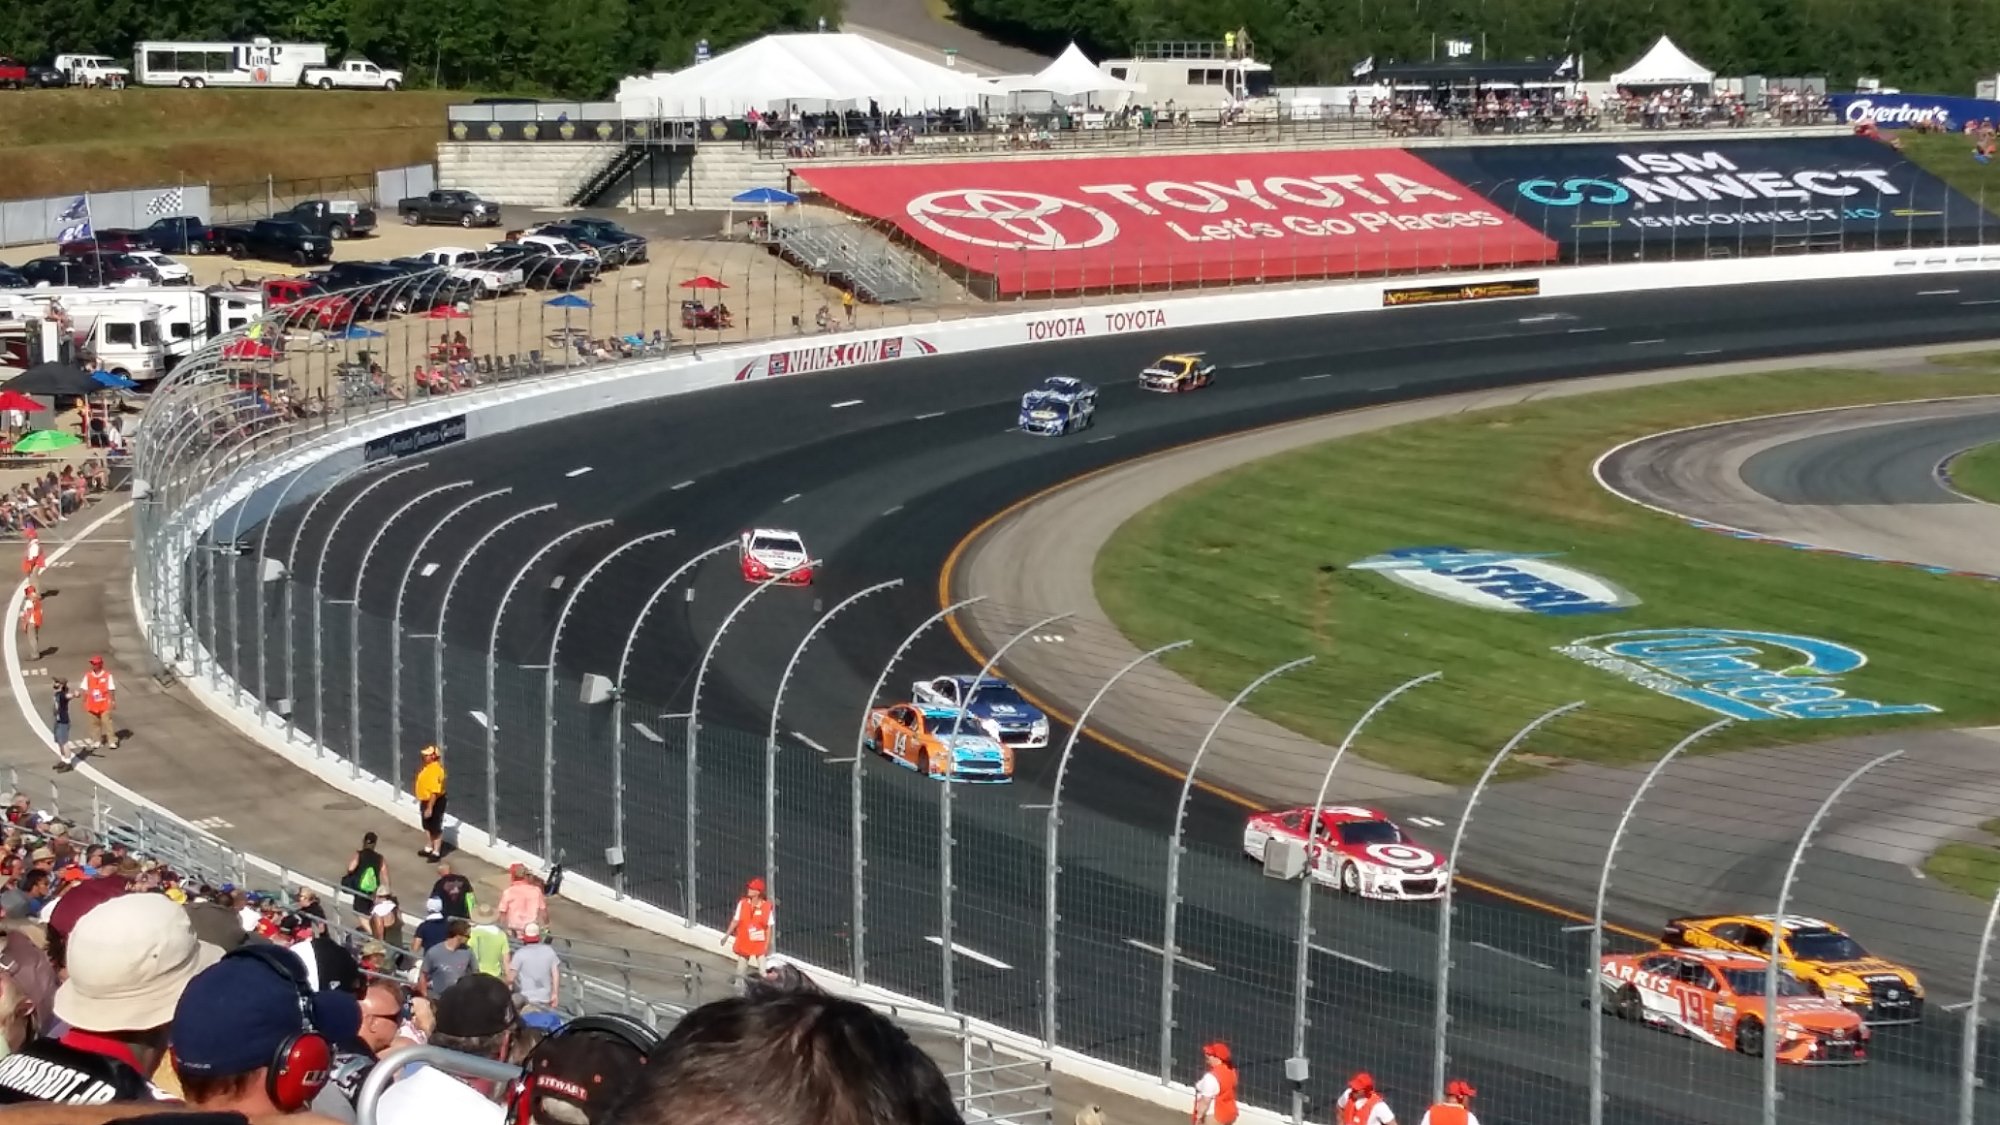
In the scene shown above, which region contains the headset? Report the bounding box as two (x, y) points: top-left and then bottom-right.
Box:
(504, 1013), (660, 1125)
(222, 944), (333, 1113)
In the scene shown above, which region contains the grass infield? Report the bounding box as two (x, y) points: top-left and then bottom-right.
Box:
(1943, 440), (2000, 505)
(1096, 366), (2000, 784)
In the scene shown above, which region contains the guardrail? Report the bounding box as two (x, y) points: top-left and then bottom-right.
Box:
(124, 244), (2000, 1125)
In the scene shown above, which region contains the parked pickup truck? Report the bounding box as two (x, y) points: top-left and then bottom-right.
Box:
(302, 58), (403, 90)
(54, 54), (129, 87)
(0, 57), (28, 88)
(280, 199), (376, 240)
(215, 219), (334, 266)
(398, 190), (500, 228)
(418, 247), (524, 297)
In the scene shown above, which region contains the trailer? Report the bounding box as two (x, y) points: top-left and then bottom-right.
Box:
(133, 38), (327, 88)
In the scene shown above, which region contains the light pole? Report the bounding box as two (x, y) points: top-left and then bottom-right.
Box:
(389, 489), (510, 793)
(310, 464), (428, 756)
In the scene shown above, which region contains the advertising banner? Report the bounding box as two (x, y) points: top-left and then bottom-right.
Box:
(1382, 279), (1541, 307)
(364, 415), (467, 461)
(1416, 137), (1995, 261)
(796, 150), (1559, 295)
(1829, 92), (2000, 131)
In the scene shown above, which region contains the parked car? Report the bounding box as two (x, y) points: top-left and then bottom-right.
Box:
(381, 257), (475, 307)
(261, 276), (358, 329)
(215, 219), (334, 266)
(121, 250), (194, 285)
(279, 199), (376, 241)
(313, 260), (437, 316)
(398, 190), (501, 228)
(53, 54), (129, 87)
(486, 240), (598, 289)
(0, 263), (29, 288)
(25, 62), (66, 88)
(302, 58), (402, 90)
(59, 228), (152, 256)
(530, 222), (633, 268)
(417, 247), (524, 298)
(0, 57), (27, 89)
(552, 216), (650, 264)
(143, 216), (220, 255)
(18, 256), (108, 287)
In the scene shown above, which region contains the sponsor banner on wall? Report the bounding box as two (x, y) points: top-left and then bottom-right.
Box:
(1416, 137), (1994, 257)
(1829, 93), (2000, 131)
(1382, 279), (1541, 307)
(734, 336), (939, 381)
(796, 150), (1559, 295)
(364, 415), (467, 461)
(1557, 627), (1939, 720)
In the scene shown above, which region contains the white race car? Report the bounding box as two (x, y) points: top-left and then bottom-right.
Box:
(1242, 805), (1447, 900)
(739, 528), (813, 585)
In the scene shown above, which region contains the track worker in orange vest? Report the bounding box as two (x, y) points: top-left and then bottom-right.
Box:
(20, 526), (42, 577)
(1191, 1042), (1238, 1125)
(722, 878), (774, 978)
(18, 584), (41, 660)
(81, 654), (117, 750)
(1336, 1072), (1397, 1125)
(415, 743), (448, 861)
(1419, 1080), (1479, 1125)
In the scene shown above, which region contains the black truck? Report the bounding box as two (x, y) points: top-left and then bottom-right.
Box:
(279, 199), (377, 240)
(398, 189), (502, 228)
(215, 219), (335, 266)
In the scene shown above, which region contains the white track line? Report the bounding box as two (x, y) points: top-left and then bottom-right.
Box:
(1125, 938), (1216, 972)
(925, 936), (1013, 970)
(1473, 941), (1554, 970)
(1311, 944), (1391, 973)
(831, 399), (864, 408)
(565, 466), (593, 478)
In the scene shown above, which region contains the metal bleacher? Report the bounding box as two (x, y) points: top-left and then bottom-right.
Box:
(770, 220), (929, 304)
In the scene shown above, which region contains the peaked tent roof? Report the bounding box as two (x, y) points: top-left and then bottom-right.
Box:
(1608, 36), (1715, 87)
(994, 42), (1145, 96)
(618, 33), (999, 116)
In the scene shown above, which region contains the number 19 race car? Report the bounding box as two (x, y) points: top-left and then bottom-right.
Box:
(1018, 376), (1097, 436)
(1600, 948), (1869, 1065)
(1661, 914), (1924, 1025)
(1241, 805), (1447, 900)
(1139, 353), (1216, 392)
(864, 703), (1014, 783)
(738, 528), (813, 585)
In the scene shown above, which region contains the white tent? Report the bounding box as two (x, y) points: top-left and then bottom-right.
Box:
(992, 42), (1144, 96)
(617, 33), (999, 117)
(1608, 36), (1715, 87)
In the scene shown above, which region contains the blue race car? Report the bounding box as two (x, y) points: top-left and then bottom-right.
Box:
(1018, 376), (1098, 436)
(912, 675), (1051, 749)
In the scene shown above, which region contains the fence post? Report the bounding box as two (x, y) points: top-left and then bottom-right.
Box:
(434, 504), (556, 761)
(1960, 885), (2000, 1125)
(285, 463), (386, 748)
(347, 481), (468, 777)
(1432, 701), (1585, 1098)
(253, 467), (318, 713)
(1161, 656), (1315, 1082)
(390, 490), (509, 793)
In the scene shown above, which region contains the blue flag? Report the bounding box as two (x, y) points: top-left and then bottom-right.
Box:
(57, 220), (93, 245)
(56, 195), (89, 222)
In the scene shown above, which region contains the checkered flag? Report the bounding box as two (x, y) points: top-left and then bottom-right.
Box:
(145, 188), (184, 217)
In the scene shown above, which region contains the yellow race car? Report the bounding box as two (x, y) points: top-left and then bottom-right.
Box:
(1662, 914), (1923, 1025)
(1138, 353), (1216, 393)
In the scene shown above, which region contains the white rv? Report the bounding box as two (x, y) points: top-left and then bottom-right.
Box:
(133, 38), (328, 88)
(0, 286), (267, 379)
(1098, 41), (1277, 116)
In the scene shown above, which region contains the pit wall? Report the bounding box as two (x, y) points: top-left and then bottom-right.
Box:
(138, 243), (2000, 1123)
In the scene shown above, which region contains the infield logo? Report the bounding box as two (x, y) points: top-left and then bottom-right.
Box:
(1557, 628), (1940, 721)
(1349, 546), (1638, 615)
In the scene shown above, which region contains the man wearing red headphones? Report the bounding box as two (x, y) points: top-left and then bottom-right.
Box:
(169, 946), (348, 1117)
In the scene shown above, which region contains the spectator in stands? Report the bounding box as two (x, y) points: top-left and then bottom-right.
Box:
(498, 864), (547, 939)
(371, 893), (406, 954)
(0, 926), (57, 1042)
(430, 862), (474, 920)
(414, 897), (449, 953)
(420, 919), (475, 997)
(344, 832), (387, 916)
(508, 923), (561, 1013)
(609, 992), (964, 1125)
(0, 894), (220, 1104)
(518, 1014), (655, 1125)
(376, 974), (521, 1125)
(468, 903), (509, 982)
(314, 980), (406, 1122)
(169, 947), (348, 1118)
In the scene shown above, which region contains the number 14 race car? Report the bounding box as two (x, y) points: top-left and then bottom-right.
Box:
(1241, 805), (1447, 900)
(1600, 948), (1868, 1065)
(1139, 353), (1216, 393)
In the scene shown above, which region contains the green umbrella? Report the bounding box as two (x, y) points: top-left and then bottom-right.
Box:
(14, 430), (81, 454)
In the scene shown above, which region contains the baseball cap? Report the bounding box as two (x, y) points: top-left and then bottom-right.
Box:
(1202, 1041), (1231, 1063)
(1348, 1072), (1375, 1093)
(421, 744), (440, 759)
(525, 1026), (651, 1125)
(172, 953), (320, 1078)
(1447, 1079), (1478, 1099)
(433, 974), (516, 1038)
(745, 878), (765, 893)
(185, 900), (249, 952)
(49, 874), (128, 938)
(55, 893), (222, 1032)
(523, 922), (542, 942)
(425, 896), (443, 916)
(88, 655), (103, 667)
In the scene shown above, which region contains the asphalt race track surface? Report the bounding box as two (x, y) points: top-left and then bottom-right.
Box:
(213, 276), (2000, 1125)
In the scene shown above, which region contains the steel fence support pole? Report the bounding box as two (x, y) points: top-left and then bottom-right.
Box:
(1291, 672), (1440, 1123)
(853, 595), (987, 987)
(1432, 701), (1585, 1098)
(686, 559), (819, 925)
(434, 504), (557, 755)
(1960, 886), (2000, 1125)
(1043, 640), (1191, 1048)
(1588, 719), (1730, 1125)
(389, 489), (509, 796)
(540, 529), (678, 857)
(608, 542), (734, 903)
(1161, 656), (1315, 1082)
(941, 612), (1071, 1015)
(486, 520), (611, 844)
(1763, 750), (1903, 1125)
(764, 580), (902, 934)
(312, 465), (428, 756)
(282, 463), (381, 745)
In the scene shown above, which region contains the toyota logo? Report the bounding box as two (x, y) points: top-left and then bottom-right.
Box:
(907, 189), (1119, 252)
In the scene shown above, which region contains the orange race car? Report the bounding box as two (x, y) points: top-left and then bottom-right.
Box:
(1599, 948), (1868, 1065)
(863, 704), (1014, 784)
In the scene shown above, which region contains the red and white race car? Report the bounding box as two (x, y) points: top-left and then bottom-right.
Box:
(739, 528), (814, 585)
(1241, 805), (1448, 900)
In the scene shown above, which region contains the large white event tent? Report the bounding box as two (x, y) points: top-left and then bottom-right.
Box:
(1607, 36), (1715, 87)
(991, 42), (1145, 97)
(618, 33), (998, 117)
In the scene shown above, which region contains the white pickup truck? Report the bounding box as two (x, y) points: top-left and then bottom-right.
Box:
(419, 247), (524, 298)
(302, 58), (402, 90)
(54, 54), (129, 87)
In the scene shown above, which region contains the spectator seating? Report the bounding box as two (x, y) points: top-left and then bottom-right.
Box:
(770, 221), (928, 305)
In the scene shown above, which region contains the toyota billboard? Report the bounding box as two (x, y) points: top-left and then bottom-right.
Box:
(1417, 136), (1995, 261)
(796, 150), (1559, 295)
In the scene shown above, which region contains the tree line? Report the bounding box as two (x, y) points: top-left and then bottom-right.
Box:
(948, 0), (2000, 95)
(0, 0), (837, 98)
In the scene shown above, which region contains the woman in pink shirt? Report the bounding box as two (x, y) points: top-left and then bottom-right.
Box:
(496, 864), (547, 937)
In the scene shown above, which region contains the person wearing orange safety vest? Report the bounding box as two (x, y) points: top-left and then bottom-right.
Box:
(1191, 1042), (1238, 1125)
(18, 584), (41, 661)
(1336, 1072), (1396, 1125)
(1419, 1080), (1480, 1125)
(20, 526), (42, 577)
(722, 878), (774, 978)
(81, 654), (117, 750)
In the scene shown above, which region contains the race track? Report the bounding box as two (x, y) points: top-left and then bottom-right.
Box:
(215, 275), (2000, 1124)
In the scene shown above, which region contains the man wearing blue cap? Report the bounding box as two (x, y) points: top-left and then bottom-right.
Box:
(170, 948), (355, 1119)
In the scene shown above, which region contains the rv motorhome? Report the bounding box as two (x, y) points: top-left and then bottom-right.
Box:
(1097, 40), (1277, 117)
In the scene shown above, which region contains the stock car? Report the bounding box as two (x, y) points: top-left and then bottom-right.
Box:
(911, 675), (1050, 749)
(738, 528), (813, 585)
(1139, 353), (1216, 393)
(863, 703), (1014, 783)
(1662, 914), (1924, 1025)
(1018, 376), (1097, 436)
(1599, 948), (1869, 1065)
(1240, 805), (1448, 900)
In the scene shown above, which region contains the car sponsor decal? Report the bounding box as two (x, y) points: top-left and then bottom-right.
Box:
(1382, 279), (1541, 307)
(795, 150), (1556, 295)
(1362, 843), (1433, 868)
(1348, 546), (1638, 615)
(1556, 628), (1939, 721)
(735, 336), (938, 381)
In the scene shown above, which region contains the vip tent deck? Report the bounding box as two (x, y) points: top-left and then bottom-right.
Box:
(990, 42), (1144, 97)
(617, 32), (999, 117)
(1607, 36), (1715, 88)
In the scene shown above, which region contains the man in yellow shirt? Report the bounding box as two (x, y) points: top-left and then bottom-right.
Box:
(415, 744), (448, 860)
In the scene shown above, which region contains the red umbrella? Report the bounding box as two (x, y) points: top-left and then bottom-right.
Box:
(223, 339), (276, 360)
(0, 391), (45, 413)
(679, 276), (729, 290)
(426, 305), (469, 320)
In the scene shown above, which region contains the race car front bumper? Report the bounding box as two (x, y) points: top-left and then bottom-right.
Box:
(1354, 867), (1446, 900)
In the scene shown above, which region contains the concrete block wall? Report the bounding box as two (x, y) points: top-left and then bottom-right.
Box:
(438, 142), (622, 207)
(687, 144), (794, 210)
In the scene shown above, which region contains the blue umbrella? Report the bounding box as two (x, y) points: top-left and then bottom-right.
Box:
(91, 370), (137, 390)
(339, 325), (386, 339)
(732, 187), (799, 205)
(545, 294), (593, 309)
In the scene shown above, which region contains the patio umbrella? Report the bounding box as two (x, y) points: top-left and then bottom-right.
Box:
(425, 305), (469, 320)
(544, 294), (592, 308)
(0, 391), (45, 413)
(5, 363), (98, 397)
(339, 325), (385, 339)
(732, 187), (800, 205)
(91, 370), (138, 390)
(222, 339), (276, 361)
(13, 429), (81, 455)
(680, 276), (729, 290)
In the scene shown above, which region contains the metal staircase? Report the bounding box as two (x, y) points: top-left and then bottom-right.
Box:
(567, 146), (651, 207)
